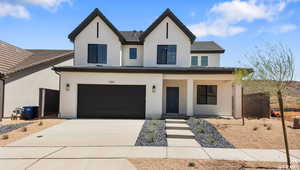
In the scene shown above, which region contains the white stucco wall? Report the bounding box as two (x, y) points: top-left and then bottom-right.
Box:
(143, 17), (191, 67)
(122, 45), (143, 66)
(190, 53), (220, 67)
(59, 72), (163, 119)
(193, 80), (233, 116)
(3, 59), (73, 117)
(74, 16), (122, 66)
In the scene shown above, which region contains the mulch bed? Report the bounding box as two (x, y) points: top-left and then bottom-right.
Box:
(135, 120), (167, 146)
(187, 118), (234, 148)
(0, 122), (33, 135)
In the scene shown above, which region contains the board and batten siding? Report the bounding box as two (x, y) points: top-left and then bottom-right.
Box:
(74, 16), (122, 66)
(143, 17), (191, 67)
(3, 59), (73, 117)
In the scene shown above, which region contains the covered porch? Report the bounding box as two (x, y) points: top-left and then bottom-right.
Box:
(162, 74), (242, 118)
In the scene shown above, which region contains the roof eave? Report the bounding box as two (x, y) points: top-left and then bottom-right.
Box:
(191, 50), (225, 54)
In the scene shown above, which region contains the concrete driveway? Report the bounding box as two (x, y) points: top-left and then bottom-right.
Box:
(8, 119), (144, 146)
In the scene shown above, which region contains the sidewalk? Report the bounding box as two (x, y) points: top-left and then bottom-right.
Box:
(0, 146), (299, 170)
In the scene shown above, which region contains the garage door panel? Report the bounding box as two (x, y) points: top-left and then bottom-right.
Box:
(77, 84), (145, 119)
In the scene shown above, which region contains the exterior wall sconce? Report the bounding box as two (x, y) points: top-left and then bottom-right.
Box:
(152, 85), (156, 93)
(66, 83), (70, 91)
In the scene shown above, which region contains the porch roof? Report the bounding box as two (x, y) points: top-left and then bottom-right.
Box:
(53, 66), (251, 74)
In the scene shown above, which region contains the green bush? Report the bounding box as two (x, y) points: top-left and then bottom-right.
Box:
(196, 127), (205, 134)
(207, 136), (216, 144)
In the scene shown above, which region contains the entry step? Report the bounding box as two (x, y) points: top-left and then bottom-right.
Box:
(166, 129), (194, 137)
(165, 119), (186, 124)
(166, 123), (190, 130)
(167, 138), (200, 147)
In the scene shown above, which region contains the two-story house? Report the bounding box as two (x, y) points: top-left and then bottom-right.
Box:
(53, 8), (243, 119)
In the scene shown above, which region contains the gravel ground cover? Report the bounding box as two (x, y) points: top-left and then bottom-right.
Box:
(135, 120), (167, 146)
(0, 122), (33, 135)
(187, 118), (234, 148)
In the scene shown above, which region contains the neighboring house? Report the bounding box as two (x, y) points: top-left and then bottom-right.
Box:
(0, 40), (74, 119)
(53, 8), (243, 119)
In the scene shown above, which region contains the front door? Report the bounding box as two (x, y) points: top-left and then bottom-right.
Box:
(166, 87), (179, 113)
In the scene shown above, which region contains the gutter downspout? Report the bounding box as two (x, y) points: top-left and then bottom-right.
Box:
(0, 73), (5, 122)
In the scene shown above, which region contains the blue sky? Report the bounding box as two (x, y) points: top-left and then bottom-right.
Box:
(0, 0), (299, 80)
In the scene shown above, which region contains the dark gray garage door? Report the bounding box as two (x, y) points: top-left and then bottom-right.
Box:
(77, 84), (146, 119)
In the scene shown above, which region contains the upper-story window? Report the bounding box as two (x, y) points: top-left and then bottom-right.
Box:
(201, 56), (208, 66)
(191, 56), (198, 66)
(129, 48), (137, 59)
(157, 45), (176, 64)
(88, 44), (107, 64)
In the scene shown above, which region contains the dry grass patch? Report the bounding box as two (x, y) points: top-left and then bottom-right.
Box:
(129, 158), (299, 170)
(207, 118), (300, 149)
(0, 119), (64, 146)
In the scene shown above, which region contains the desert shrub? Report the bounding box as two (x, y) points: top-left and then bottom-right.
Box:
(267, 125), (272, 130)
(196, 120), (202, 125)
(253, 126), (258, 131)
(263, 123), (268, 127)
(38, 121), (43, 126)
(188, 162), (196, 167)
(1, 134), (8, 140)
(207, 136), (216, 144)
(146, 132), (156, 143)
(196, 127), (205, 134)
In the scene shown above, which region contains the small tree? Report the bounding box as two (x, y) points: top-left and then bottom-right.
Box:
(239, 42), (295, 168)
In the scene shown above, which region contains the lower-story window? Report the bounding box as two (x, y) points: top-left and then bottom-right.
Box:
(197, 85), (217, 105)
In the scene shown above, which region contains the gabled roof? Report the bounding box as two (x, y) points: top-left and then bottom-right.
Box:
(139, 8), (196, 43)
(191, 41), (225, 53)
(68, 8), (126, 43)
(120, 31), (144, 45)
(0, 40), (73, 79)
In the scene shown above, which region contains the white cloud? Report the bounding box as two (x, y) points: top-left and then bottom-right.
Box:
(190, 11), (196, 17)
(0, 0), (71, 19)
(0, 2), (30, 18)
(278, 24), (298, 33)
(23, 0), (71, 9)
(189, 0), (298, 38)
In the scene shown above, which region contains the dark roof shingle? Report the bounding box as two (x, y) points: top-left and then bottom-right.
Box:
(0, 40), (73, 77)
(191, 41), (225, 53)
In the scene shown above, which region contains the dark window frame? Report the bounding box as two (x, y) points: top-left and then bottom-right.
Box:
(191, 56), (198, 66)
(201, 56), (208, 66)
(129, 48), (137, 59)
(197, 85), (217, 105)
(157, 45), (177, 65)
(87, 44), (107, 64)
(166, 22), (169, 39)
(96, 22), (99, 38)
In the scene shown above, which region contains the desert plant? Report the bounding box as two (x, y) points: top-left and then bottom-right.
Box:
(196, 120), (202, 125)
(267, 125), (272, 130)
(188, 162), (196, 167)
(207, 136), (216, 144)
(237, 42), (295, 168)
(145, 132), (155, 143)
(1, 134), (8, 140)
(38, 121), (43, 126)
(196, 127), (205, 134)
(263, 123), (268, 127)
(21, 127), (27, 132)
(253, 126), (258, 131)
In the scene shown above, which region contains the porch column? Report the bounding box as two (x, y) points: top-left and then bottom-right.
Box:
(186, 79), (194, 116)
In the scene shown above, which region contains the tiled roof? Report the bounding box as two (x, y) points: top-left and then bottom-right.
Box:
(0, 40), (73, 77)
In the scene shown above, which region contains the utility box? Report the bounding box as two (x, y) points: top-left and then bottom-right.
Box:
(294, 116), (300, 129)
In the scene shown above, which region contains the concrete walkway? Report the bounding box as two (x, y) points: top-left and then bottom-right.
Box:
(1, 146), (300, 170)
(165, 119), (200, 147)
